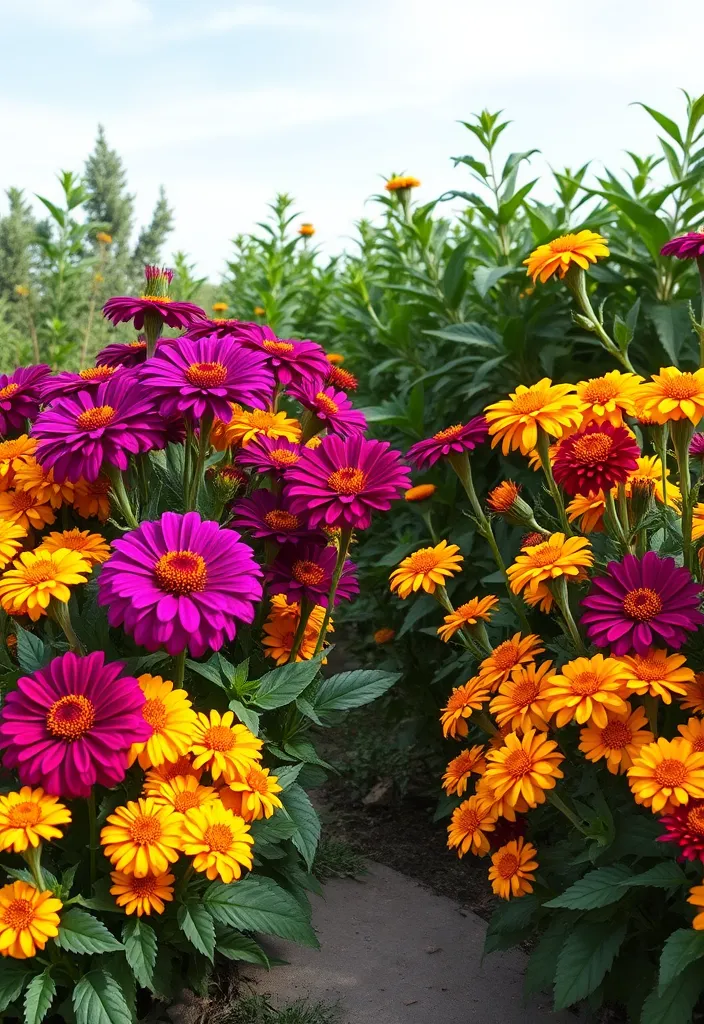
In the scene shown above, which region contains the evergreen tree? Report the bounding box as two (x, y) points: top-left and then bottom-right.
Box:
(0, 188), (37, 331)
(132, 186), (174, 270)
(83, 126), (134, 248)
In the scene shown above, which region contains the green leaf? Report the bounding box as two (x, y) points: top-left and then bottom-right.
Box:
(23, 969), (55, 1024)
(634, 102), (684, 146)
(641, 960), (704, 1024)
(649, 303), (693, 367)
(442, 240), (470, 308)
(204, 875), (319, 947)
(0, 960), (30, 1012)
(484, 894), (540, 954)
(186, 656), (227, 690)
(309, 670), (400, 717)
(252, 654), (325, 710)
(524, 917), (571, 997)
(473, 265), (514, 298)
(14, 625), (47, 674)
(274, 764), (304, 789)
(122, 918), (157, 990)
(554, 920), (627, 1010)
(229, 699), (260, 736)
(622, 861), (687, 889)
(282, 784), (321, 870)
(424, 322), (501, 348)
(659, 929), (704, 992)
(250, 815), (299, 844)
(295, 695), (323, 726)
(177, 904), (215, 962)
(215, 930), (270, 966)
(56, 908), (124, 955)
(72, 970), (133, 1024)
(282, 738), (332, 769)
(543, 865), (631, 910)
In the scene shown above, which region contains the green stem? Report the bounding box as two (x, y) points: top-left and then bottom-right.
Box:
(552, 576), (587, 655)
(173, 650), (186, 689)
(547, 790), (590, 835)
(49, 600), (83, 654)
(87, 793), (97, 889)
(23, 844), (46, 891)
(421, 508), (438, 544)
(143, 309), (163, 359)
(535, 430), (572, 536)
(671, 420), (695, 572)
(288, 597), (313, 663)
(565, 266), (637, 373)
(314, 526), (353, 656)
(107, 466), (139, 530)
(604, 490), (628, 549)
(617, 482), (630, 540)
(186, 415), (213, 512)
(475, 710), (498, 737)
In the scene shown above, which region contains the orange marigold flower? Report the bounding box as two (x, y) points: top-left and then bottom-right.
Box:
(544, 654), (629, 728)
(524, 230), (609, 283)
(484, 379), (582, 455)
(478, 633), (544, 692)
(437, 595), (499, 642)
(440, 677), (492, 739)
(490, 661), (555, 733)
(447, 796), (497, 857)
(628, 737), (704, 814)
(638, 367), (704, 425)
(373, 627), (395, 644)
(679, 717), (704, 754)
(12, 459), (75, 509)
(522, 581), (555, 613)
(0, 435), (36, 491)
(389, 540), (463, 599)
(0, 880), (62, 958)
(483, 728), (564, 808)
(506, 532), (592, 598)
(566, 491), (606, 534)
(0, 490), (55, 531)
(487, 480), (521, 513)
(442, 745), (487, 796)
(39, 528), (111, 566)
(298, 223), (315, 236)
(211, 404), (301, 450)
(488, 838), (538, 899)
(579, 704), (654, 774)
(680, 673), (704, 715)
(617, 647), (694, 703)
(386, 175), (421, 192)
(110, 870), (175, 916)
(575, 370), (644, 427)
(72, 474), (112, 522)
(405, 483), (436, 502)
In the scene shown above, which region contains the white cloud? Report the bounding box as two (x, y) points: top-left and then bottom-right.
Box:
(0, 0), (152, 28)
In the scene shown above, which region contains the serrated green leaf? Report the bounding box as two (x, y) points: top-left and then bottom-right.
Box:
(23, 969), (55, 1024)
(14, 625), (47, 674)
(543, 865), (631, 910)
(215, 930), (270, 966)
(659, 929), (704, 992)
(641, 960), (704, 1024)
(122, 918), (157, 991)
(282, 738), (332, 769)
(204, 875), (318, 947)
(186, 656), (226, 689)
(309, 670), (400, 717)
(72, 970), (133, 1024)
(275, 764), (304, 789)
(622, 861), (687, 889)
(252, 655), (325, 710)
(282, 784), (320, 869)
(229, 698), (260, 736)
(177, 904), (215, 961)
(250, 815), (299, 845)
(524, 917), (571, 997)
(0, 959), (30, 1012)
(484, 894), (540, 954)
(56, 908), (123, 955)
(554, 920), (627, 1010)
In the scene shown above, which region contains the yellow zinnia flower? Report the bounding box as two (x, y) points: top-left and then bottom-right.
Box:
(0, 787), (71, 853)
(0, 519), (26, 571)
(128, 675), (199, 769)
(543, 654), (629, 728)
(72, 474), (112, 522)
(484, 379), (582, 455)
(628, 737), (704, 814)
(212, 301), (229, 313)
(578, 704), (654, 775)
(0, 435), (37, 491)
(39, 528), (111, 566)
(478, 633), (544, 692)
(143, 755), (203, 793)
(680, 673), (704, 715)
(12, 459), (75, 509)
(447, 796), (497, 857)
(190, 710), (263, 783)
(488, 839), (538, 900)
(437, 595), (498, 642)
(386, 175), (421, 192)
(439, 677), (492, 739)
(298, 222), (315, 237)
(110, 870), (175, 916)
(506, 532), (592, 598)
(223, 765), (284, 821)
(679, 717), (704, 754)
(326, 353), (345, 365)
(490, 660), (554, 733)
(100, 798), (183, 878)
(405, 483), (436, 502)
(148, 775), (219, 816)
(0, 881), (62, 959)
(211, 404), (301, 450)
(0, 489), (55, 531)
(566, 491), (606, 534)
(389, 540), (463, 599)
(0, 547), (91, 621)
(637, 367), (704, 425)
(442, 745), (487, 796)
(523, 230), (609, 283)
(180, 801), (254, 882)
(575, 370), (644, 426)
(616, 647), (694, 703)
(483, 729), (564, 809)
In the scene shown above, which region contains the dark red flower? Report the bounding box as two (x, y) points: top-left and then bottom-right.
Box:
(659, 800), (704, 862)
(552, 422), (639, 496)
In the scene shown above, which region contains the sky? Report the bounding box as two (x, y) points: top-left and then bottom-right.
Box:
(1, 0), (704, 279)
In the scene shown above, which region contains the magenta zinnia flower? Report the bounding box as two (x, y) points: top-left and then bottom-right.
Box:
(34, 374), (166, 482)
(0, 364), (51, 435)
(266, 541), (358, 607)
(289, 382), (367, 437)
(581, 551), (704, 654)
(658, 801), (704, 862)
(0, 651), (150, 799)
(552, 422), (639, 496)
(140, 334), (274, 422)
(96, 338), (148, 368)
(661, 233), (704, 260)
(184, 318), (252, 341)
(407, 417), (488, 469)
(236, 435), (302, 476)
(103, 265), (206, 331)
(40, 364), (127, 404)
(285, 435), (411, 530)
(690, 433), (704, 459)
(232, 490), (316, 544)
(237, 325), (329, 389)
(98, 511), (263, 656)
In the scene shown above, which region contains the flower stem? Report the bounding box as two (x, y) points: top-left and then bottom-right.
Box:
(107, 466), (139, 530)
(87, 793), (97, 889)
(288, 596), (314, 663)
(23, 843), (46, 891)
(547, 789), (590, 835)
(552, 576), (587, 655)
(604, 490), (628, 550)
(143, 310), (163, 359)
(671, 419), (695, 572)
(173, 650), (186, 689)
(643, 693), (659, 738)
(49, 600), (83, 655)
(421, 508), (438, 544)
(314, 525), (353, 656)
(186, 414), (213, 512)
(536, 430), (572, 536)
(565, 266), (637, 373)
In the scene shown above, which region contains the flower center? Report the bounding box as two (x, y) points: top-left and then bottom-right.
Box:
(687, 805), (704, 834)
(203, 725), (236, 752)
(504, 750), (534, 778)
(173, 791), (202, 813)
(79, 366), (115, 381)
(691, 735), (704, 752)
(661, 373), (701, 400)
(571, 671), (601, 696)
(129, 815), (163, 844)
(407, 551), (442, 574)
(204, 823), (233, 853)
(623, 587), (663, 621)
(2, 898), (34, 931)
(314, 392), (339, 415)
(511, 390), (549, 415)
(46, 694), (96, 741)
(655, 759), (687, 788)
(491, 642), (519, 672)
(601, 721), (632, 749)
(76, 405), (115, 430)
(160, 757), (195, 780)
(292, 560), (326, 586)
(7, 802), (42, 826)
(11, 491), (34, 513)
(264, 510), (299, 531)
(629, 655), (665, 682)
(549, 234), (580, 253)
(456, 808), (481, 833)
(327, 467), (367, 494)
(497, 853), (519, 878)
(140, 294), (172, 303)
(129, 341), (147, 350)
(185, 361), (228, 388)
(526, 545), (560, 567)
(581, 379), (619, 404)
(0, 383), (19, 401)
(511, 680), (540, 707)
(270, 448), (300, 467)
(250, 410), (278, 428)
(446, 689), (472, 712)
(142, 697), (168, 731)
(433, 424), (463, 442)
(246, 767), (269, 794)
(263, 340), (295, 355)
(571, 432), (613, 463)
(154, 550), (207, 595)
(130, 875), (159, 896)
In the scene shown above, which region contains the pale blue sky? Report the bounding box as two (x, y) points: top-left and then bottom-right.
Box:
(1, 0), (704, 278)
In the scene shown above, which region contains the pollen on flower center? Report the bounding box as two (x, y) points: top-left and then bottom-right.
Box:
(0, 383), (19, 401)
(11, 491), (34, 513)
(264, 510), (299, 531)
(407, 552), (442, 573)
(327, 467), (367, 494)
(497, 852), (519, 878)
(173, 792), (201, 812)
(456, 807), (481, 832)
(526, 545), (560, 567)
(571, 671), (601, 695)
(511, 390), (549, 415)
(623, 587), (663, 621)
(548, 234), (582, 253)
(571, 433), (613, 463)
(655, 759), (687, 787)
(76, 405), (116, 430)
(263, 340), (295, 355)
(2, 899), (34, 930)
(140, 294), (172, 303)
(129, 341), (147, 350)
(601, 721), (632, 749)
(130, 876), (159, 896)
(504, 750), (533, 778)
(433, 424), (463, 442)
(292, 559), (326, 586)
(46, 694), (96, 740)
(142, 697), (168, 730)
(491, 641), (519, 671)
(129, 815), (163, 844)
(629, 655), (665, 682)
(270, 449), (300, 466)
(315, 392), (339, 415)
(204, 823), (233, 852)
(154, 550), (207, 595)
(581, 380), (619, 404)
(246, 767), (270, 793)
(185, 361), (228, 388)
(250, 410), (277, 428)
(688, 806), (704, 834)
(79, 366), (115, 381)
(8, 803), (41, 826)
(512, 681), (540, 706)
(661, 373), (701, 400)
(203, 726), (236, 752)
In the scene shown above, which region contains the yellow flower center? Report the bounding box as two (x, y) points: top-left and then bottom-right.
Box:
(315, 392), (339, 415)
(407, 551), (444, 574)
(687, 805), (704, 834)
(503, 749), (534, 779)
(571, 432), (613, 463)
(654, 759), (687, 788)
(129, 875), (159, 896)
(7, 802), (42, 826)
(263, 510), (299, 531)
(76, 405), (115, 430)
(159, 758), (195, 780)
(292, 559), (326, 586)
(129, 815), (163, 844)
(249, 410), (278, 428)
(581, 379), (619, 404)
(46, 694), (96, 740)
(129, 341), (147, 349)
(11, 491), (34, 513)
(623, 587), (662, 621)
(491, 641), (520, 672)
(661, 373), (701, 400)
(570, 671), (601, 696)
(0, 383), (19, 401)
(185, 361), (228, 388)
(601, 720), (632, 749)
(445, 688), (473, 712)
(629, 654), (665, 682)
(142, 697), (168, 731)
(246, 767), (269, 794)
(456, 807), (481, 833)
(433, 424), (463, 442)
(79, 366), (115, 381)
(154, 550), (207, 595)
(202, 725), (236, 752)
(548, 234), (582, 253)
(511, 389), (549, 415)
(526, 545), (560, 567)
(511, 680), (540, 707)
(204, 823), (233, 853)
(172, 791), (202, 813)
(263, 340), (295, 355)
(140, 294), (172, 303)
(2, 898), (34, 930)
(327, 467), (367, 494)
(497, 852), (519, 878)
(270, 449), (300, 467)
